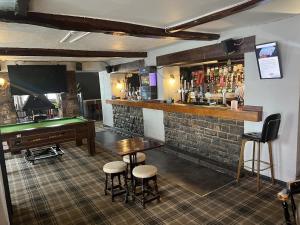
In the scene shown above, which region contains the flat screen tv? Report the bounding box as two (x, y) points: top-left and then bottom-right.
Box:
(76, 72), (101, 100)
(8, 65), (67, 95)
(255, 42), (283, 79)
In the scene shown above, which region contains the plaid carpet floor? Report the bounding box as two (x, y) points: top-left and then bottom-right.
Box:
(5, 142), (284, 225)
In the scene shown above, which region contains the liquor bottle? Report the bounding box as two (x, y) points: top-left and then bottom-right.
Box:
(185, 82), (190, 103)
(197, 86), (203, 103)
(210, 67), (215, 93)
(180, 78), (185, 102)
(206, 82), (210, 93)
(214, 66), (219, 77)
(206, 67), (210, 83)
(215, 66), (220, 87)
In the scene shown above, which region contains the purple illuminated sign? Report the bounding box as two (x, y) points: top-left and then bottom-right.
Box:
(149, 73), (157, 86)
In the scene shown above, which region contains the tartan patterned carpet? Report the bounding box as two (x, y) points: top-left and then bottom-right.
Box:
(5, 142), (284, 225)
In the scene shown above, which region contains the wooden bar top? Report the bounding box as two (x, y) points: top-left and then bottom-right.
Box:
(106, 99), (262, 122)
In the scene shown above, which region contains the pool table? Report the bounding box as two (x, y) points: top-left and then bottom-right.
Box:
(0, 117), (95, 155)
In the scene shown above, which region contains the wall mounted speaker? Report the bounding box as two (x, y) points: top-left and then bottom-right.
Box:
(221, 39), (238, 55)
(106, 66), (113, 73)
(76, 62), (82, 71)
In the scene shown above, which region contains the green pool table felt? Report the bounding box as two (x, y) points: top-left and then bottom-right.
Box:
(0, 118), (86, 134)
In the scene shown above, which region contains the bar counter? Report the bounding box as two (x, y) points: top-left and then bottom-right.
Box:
(106, 99), (262, 122)
(106, 99), (263, 176)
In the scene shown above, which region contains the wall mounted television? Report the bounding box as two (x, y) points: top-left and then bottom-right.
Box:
(8, 65), (67, 95)
(76, 72), (101, 100)
(255, 42), (283, 79)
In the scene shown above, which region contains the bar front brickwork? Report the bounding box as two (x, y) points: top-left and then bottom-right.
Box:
(0, 72), (17, 124)
(164, 112), (244, 175)
(112, 105), (144, 136)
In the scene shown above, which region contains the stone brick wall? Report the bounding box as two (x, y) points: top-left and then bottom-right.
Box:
(61, 71), (80, 117)
(112, 105), (144, 136)
(0, 72), (17, 124)
(164, 112), (244, 174)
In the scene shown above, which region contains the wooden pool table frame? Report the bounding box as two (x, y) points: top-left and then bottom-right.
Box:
(0, 119), (96, 156)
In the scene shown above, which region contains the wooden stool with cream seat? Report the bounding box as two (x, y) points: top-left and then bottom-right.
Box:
(103, 161), (128, 202)
(123, 152), (146, 173)
(278, 179), (300, 224)
(132, 165), (160, 208)
(236, 113), (281, 191)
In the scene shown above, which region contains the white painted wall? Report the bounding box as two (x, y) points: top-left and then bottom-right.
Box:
(0, 168), (9, 225)
(81, 62), (106, 72)
(110, 73), (126, 98)
(243, 51), (299, 182)
(99, 71), (113, 127)
(225, 16), (300, 182)
(162, 66), (181, 101)
(156, 66), (180, 100)
(143, 109), (165, 142)
(156, 68), (164, 100)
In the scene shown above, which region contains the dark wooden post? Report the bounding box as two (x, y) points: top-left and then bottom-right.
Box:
(0, 134), (13, 224)
(87, 120), (96, 156)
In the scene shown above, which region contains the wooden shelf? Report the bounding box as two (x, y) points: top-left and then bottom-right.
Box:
(106, 100), (262, 122)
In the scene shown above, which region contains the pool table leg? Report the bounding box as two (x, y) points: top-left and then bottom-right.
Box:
(76, 137), (83, 146)
(87, 121), (96, 156)
(87, 137), (95, 156)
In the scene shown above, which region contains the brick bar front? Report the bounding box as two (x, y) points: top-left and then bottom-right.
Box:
(111, 103), (244, 176)
(112, 105), (144, 136)
(164, 112), (244, 175)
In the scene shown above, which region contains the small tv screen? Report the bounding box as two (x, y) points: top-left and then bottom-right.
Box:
(149, 73), (157, 87)
(8, 65), (67, 95)
(255, 42), (283, 79)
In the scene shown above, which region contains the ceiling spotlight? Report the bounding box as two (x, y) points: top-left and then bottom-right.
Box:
(112, 31), (127, 36)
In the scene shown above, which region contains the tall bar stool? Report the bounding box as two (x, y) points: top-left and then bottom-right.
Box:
(103, 161), (128, 202)
(132, 165), (160, 208)
(236, 113), (281, 191)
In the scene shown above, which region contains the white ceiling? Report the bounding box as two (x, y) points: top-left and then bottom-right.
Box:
(0, 1), (15, 11)
(0, 0), (299, 62)
(30, 0), (243, 27)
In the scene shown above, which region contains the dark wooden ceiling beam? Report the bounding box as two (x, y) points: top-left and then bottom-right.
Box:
(0, 11), (220, 41)
(0, 47), (147, 58)
(156, 36), (255, 66)
(166, 0), (265, 33)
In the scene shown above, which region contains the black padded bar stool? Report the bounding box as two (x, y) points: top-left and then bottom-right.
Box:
(236, 113), (281, 191)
